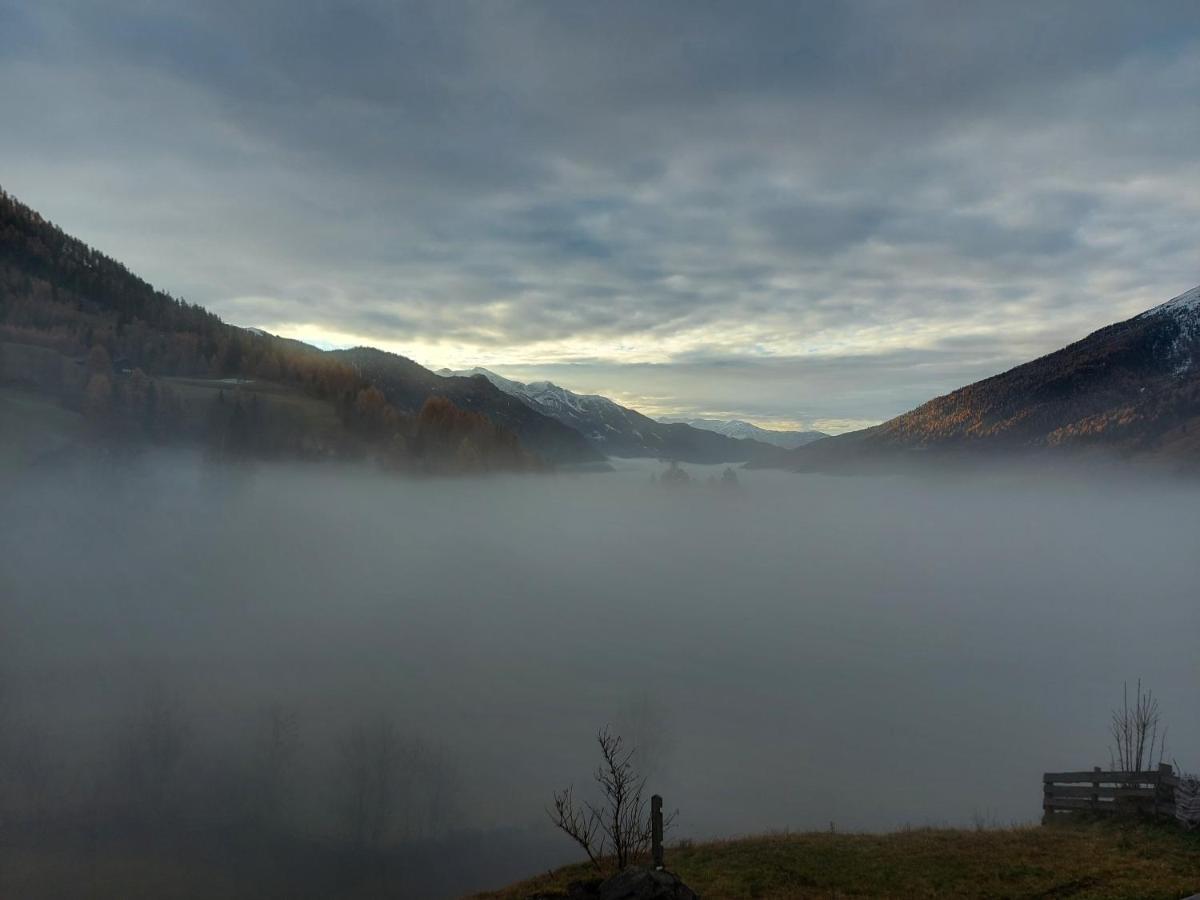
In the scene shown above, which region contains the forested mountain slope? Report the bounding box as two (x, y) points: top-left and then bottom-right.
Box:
(769, 286), (1200, 471)
(0, 188), (537, 473)
(669, 417), (827, 449)
(333, 349), (602, 466)
(442, 366), (788, 464)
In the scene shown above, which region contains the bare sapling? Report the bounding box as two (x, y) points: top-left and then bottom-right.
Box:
(1109, 678), (1168, 774)
(548, 726), (675, 871)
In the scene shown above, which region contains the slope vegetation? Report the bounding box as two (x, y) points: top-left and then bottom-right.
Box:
(773, 286), (1200, 471)
(673, 417), (827, 449)
(445, 367), (789, 464)
(476, 822), (1200, 900)
(0, 188), (538, 473)
(333, 348), (603, 466)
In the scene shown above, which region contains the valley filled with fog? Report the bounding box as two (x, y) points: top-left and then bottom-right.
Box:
(2, 457), (1198, 895)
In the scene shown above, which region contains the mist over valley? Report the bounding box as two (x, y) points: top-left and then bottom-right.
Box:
(4, 454), (1197, 895)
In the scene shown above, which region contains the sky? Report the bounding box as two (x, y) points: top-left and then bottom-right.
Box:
(1, 2), (1199, 433)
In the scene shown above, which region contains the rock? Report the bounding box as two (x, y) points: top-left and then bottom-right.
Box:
(547, 867), (698, 900)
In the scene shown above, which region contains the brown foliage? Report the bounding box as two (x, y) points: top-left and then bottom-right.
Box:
(0, 187), (538, 472)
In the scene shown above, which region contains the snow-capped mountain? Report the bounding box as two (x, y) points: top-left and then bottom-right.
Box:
(329, 350), (603, 466)
(438, 368), (631, 439)
(1137, 284), (1200, 375)
(668, 418), (827, 449)
(438, 368), (785, 463)
(765, 283), (1200, 470)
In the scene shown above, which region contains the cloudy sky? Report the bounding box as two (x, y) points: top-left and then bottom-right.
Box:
(2, 2), (1199, 431)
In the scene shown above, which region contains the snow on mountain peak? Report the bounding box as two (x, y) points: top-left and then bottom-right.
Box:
(1139, 284), (1200, 375)
(1142, 284), (1200, 319)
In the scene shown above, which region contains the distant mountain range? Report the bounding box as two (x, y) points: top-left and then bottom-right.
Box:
(664, 417), (827, 449)
(0, 185), (816, 471)
(0, 189), (551, 474)
(330, 348), (603, 467)
(762, 285), (1200, 472)
(439, 367), (787, 464)
(7, 186), (1194, 476)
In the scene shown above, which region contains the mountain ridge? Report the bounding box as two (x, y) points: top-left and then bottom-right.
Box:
(0, 187), (545, 473)
(331, 349), (603, 466)
(439, 366), (790, 464)
(761, 284), (1200, 472)
(664, 417), (828, 449)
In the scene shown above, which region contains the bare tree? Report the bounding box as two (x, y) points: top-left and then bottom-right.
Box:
(337, 716), (402, 849)
(549, 727), (672, 871)
(334, 717), (459, 849)
(393, 737), (459, 840)
(1109, 679), (1167, 773)
(117, 688), (189, 824)
(550, 784), (605, 869)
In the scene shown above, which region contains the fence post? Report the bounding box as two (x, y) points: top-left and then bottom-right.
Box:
(651, 794), (664, 870)
(1156, 762), (1173, 818)
(1091, 766), (1101, 812)
(1042, 772), (1054, 825)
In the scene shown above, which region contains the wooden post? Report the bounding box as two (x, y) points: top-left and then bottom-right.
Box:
(1042, 773), (1053, 825)
(1156, 762), (1173, 818)
(651, 794), (664, 870)
(1091, 766), (1101, 812)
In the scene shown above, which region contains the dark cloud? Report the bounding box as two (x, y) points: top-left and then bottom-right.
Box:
(1, 1), (1198, 428)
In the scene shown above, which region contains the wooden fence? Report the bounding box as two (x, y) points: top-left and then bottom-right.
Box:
(1043, 763), (1177, 823)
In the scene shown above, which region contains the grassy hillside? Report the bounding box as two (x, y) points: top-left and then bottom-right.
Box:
(0, 188), (544, 473)
(475, 822), (1200, 900)
(0, 340), (355, 460)
(0, 385), (84, 469)
(159, 374), (348, 449)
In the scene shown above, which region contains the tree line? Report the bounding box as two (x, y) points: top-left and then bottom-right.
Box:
(0, 187), (539, 474)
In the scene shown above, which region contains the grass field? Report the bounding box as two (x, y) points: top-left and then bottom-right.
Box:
(0, 385), (85, 470)
(161, 375), (344, 436)
(473, 821), (1200, 900)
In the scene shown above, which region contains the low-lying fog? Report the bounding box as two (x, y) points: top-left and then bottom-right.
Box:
(3, 455), (1198, 895)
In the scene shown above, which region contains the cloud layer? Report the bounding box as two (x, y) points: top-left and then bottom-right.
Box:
(3, 2), (1199, 430)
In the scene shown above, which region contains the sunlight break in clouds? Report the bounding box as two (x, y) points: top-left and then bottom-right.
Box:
(2, 2), (1198, 427)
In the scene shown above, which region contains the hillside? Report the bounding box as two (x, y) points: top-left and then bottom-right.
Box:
(442, 367), (789, 464)
(0, 188), (538, 473)
(0, 384), (84, 470)
(476, 822), (1200, 900)
(667, 417), (827, 449)
(765, 286), (1200, 472)
(333, 349), (603, 466)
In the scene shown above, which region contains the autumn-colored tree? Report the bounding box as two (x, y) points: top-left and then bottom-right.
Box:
(353, 386), (391, 438)
(0, 189), (545, 469)
(455, 436), (483, 471)
(87, 344), (111, 376)
(124, 367), (151, 435)
(413, 395), (535, 473)
(83, 373), (113, 427)
(143, 379), (158, 435)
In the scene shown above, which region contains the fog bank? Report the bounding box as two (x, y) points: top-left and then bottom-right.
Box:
(2, 456), (1197, 894)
